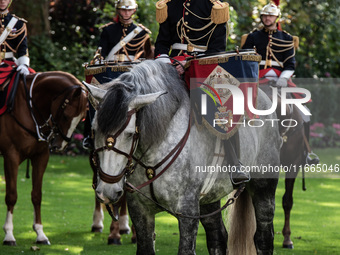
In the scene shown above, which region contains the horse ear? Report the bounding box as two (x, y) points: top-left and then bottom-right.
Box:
(130, 91), (167, 109)
(82, 81), (107, 101)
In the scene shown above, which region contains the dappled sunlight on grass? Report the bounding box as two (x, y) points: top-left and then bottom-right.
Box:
(318, 201), (340, 208)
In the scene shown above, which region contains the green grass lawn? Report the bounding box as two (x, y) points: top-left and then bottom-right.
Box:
(0, 148), (339, 254)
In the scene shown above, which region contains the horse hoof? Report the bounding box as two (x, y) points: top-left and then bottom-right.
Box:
(3, 240), (17, 246)
(108, 238), (121, 245)
(119, 229), (130, 235)
(283, 243), (294, 249)
(91, 226), (103, 233)
(36, 240), (51, 245)
(131, 237), (137, 244)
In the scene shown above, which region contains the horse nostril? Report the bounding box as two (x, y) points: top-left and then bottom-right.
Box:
(116, 190), (123, 199)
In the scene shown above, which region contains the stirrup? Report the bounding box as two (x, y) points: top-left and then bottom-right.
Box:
(306, 151), (319, 165)
(230, 163), (251, 187)
(83, 136), (94, 150)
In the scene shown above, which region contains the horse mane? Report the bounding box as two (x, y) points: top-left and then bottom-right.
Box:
(97, 60), (188, 145)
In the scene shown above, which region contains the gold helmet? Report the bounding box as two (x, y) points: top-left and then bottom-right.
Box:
(260, 3), (281, 17)
(116, 0), (138, 10)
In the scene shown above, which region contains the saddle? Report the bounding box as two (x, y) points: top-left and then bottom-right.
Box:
(0, 61), (21, 115)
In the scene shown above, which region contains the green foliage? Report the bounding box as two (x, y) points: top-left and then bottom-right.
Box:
(283, 0), (340, 78)
(29, 34), (96, 79)
(298, 80), (340, 125)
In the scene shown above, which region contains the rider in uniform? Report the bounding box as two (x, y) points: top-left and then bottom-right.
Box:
(154, 0), (227, 75)
(0, 0), (30, 75)
(83, 0), (152, 149)
(241, 3), (319, 165)
(154, 0), (249, 186)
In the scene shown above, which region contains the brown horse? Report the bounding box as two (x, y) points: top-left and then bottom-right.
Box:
(0, 71), (87, 245)
(261, 83), (309, 249)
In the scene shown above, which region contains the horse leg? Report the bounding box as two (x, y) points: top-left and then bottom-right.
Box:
(178, 216), (199, 255)
(108, 213), (122, 245)
(127, 198), (156, 255)
(251, 179), (278, 255)
(118, 193), (131, 235)
(91, 196), (104, 232)
(30, 153), (50, 245)
(176, 199), (200, 255)
(3, 154), (19, 246)
(131, 224), (137, 243)
(282, 174), (298, 249)
(200, 201), (227, 255)
(118, 193), (137, 243)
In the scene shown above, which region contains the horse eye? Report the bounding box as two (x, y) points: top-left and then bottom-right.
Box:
(125, 133), (134, 138)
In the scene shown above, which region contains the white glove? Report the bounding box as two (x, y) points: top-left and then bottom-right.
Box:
(276, 77), (288, 87)
(17, 64), (30, 75)
(155, 54), (171, 64)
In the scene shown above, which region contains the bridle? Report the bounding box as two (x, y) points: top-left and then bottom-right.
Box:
(91, 107), (192, 189)
(11, 73), (82, 144)
(28, 73), (79, 143)
(91, 108), (139, 189)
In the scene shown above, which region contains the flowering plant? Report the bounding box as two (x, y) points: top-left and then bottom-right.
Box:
(310, 122), (340, 148)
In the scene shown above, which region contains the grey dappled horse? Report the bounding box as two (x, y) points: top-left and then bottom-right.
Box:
(85, 60), (281, 255)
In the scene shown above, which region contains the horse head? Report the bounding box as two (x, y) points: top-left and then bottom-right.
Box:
(84, 81), (165, 204)
(50, 85), (88, 151)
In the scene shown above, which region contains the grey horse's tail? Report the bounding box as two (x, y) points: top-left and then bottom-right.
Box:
(227, 189), (257, 255)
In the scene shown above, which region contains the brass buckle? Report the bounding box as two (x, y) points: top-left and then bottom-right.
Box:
(187, 44), (194, 52)
(118, 54), (125, 62)
(0, 51), (5, 62)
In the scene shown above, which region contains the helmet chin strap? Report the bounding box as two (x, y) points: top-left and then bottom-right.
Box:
(117, 10), (135, 24)
(263, 22), (277, 29)
(118, 15), (133, 24)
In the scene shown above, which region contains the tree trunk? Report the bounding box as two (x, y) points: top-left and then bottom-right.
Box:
(10, 0), (50, 37)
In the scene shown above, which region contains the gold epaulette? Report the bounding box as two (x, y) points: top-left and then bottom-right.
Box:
(282, 30), (299, 49)
(99, 22), (114, 30)
(156, 0), (171, 24)
(138, 23), (152, 34)
(240, 34), (248, 48)
(210, 0), (229, 24)
(282, 30), (293, 37)
(293, 35), (299, 49)
(12, 14), (27, 23)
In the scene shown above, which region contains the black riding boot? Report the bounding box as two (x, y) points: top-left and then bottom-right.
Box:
(224, 134), (250, 188)
(83, 104), (95, 150)
(304, 122), (319, 165)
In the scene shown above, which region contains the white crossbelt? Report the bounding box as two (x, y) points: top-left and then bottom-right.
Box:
(2, 52), (14, 59)
(106, 25), (144, 61)
(172, 43), (207, 52)
(0, 17), (18, 45)
(260, 60), (283, 67)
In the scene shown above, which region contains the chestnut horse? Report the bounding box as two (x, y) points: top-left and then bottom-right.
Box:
(0, 71), (87, 245)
